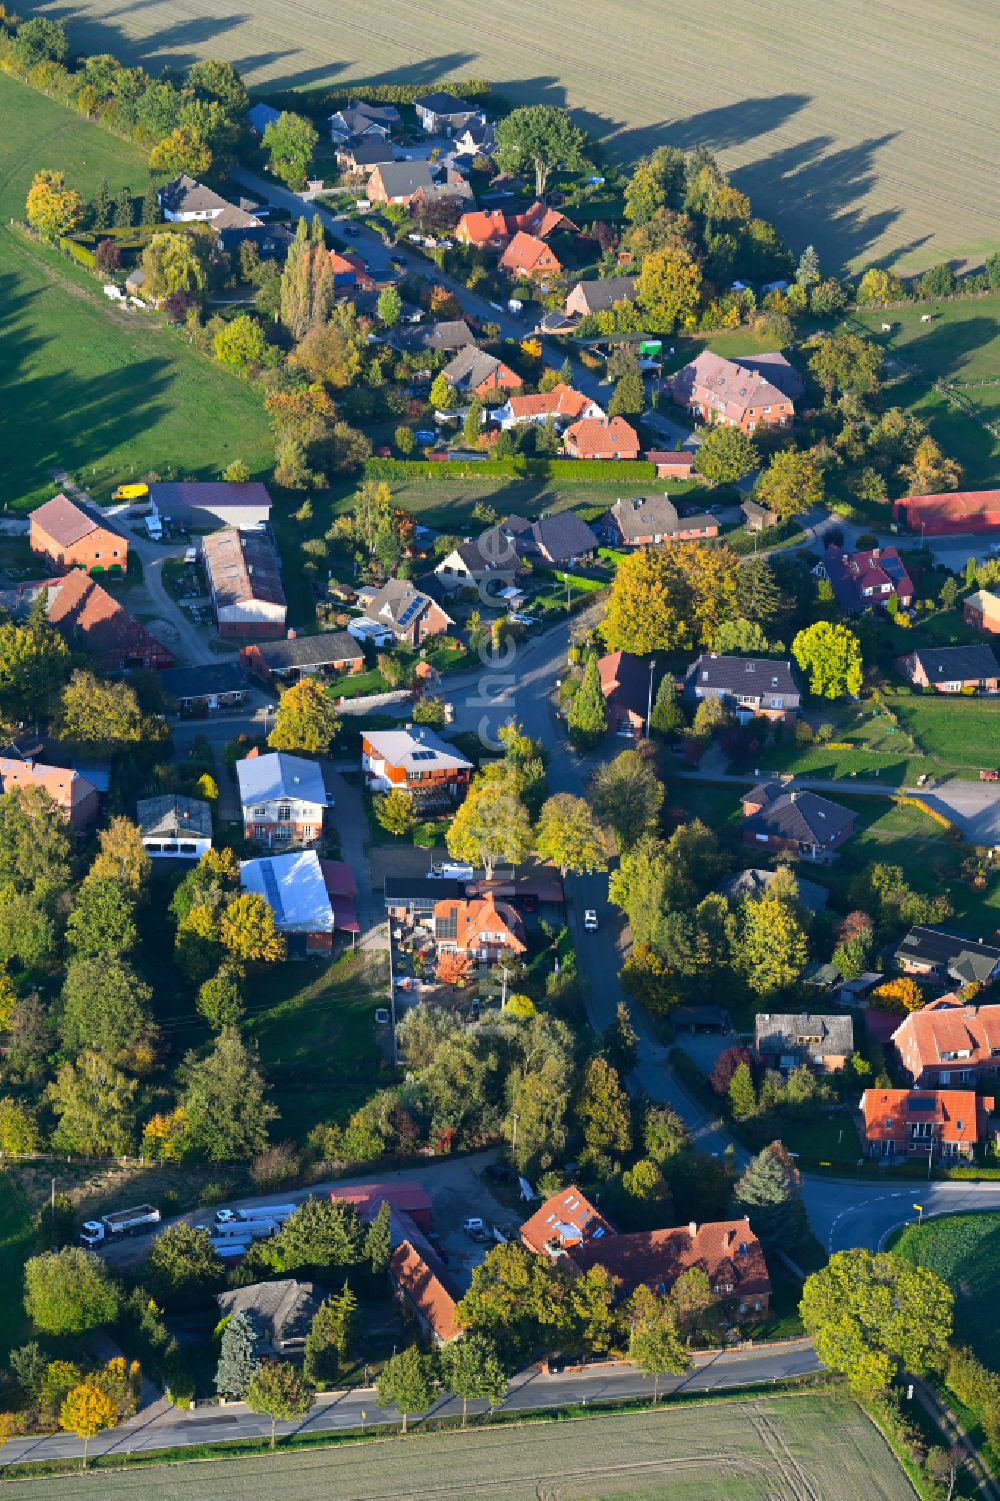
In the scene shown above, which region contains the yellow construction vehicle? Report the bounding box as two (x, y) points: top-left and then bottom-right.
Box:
(111, 483), (149, 501)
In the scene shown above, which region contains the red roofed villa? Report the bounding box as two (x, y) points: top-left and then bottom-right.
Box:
(563, 416), (641, 461)
(860, 1087), (994, 1161)
(500, 230), (562, 279)
(891, 1001), (1000, 1087)
(500, 384), (603, 429)
(432, 893), (527, 962)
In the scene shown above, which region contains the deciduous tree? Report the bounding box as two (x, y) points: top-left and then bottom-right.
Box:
(627, 1290), (688, 1399)
(59, 1382), (117, 1468)
(792, 621), (863, 698)
(446, 767), (533, 879)
(738, 894), (808, 996)
(220, 893), (285, 963)
(58, 670), (152, 747)
(148, 126), (211, 179)
(535, 794), (606, 879)
(24, 1249), (119, 1336)
(279, 216), (335, 340)
(375, 1345), (435, 1433)
(592, 750), (664, 851)
(494, 105), (588, 196)
(88, 817), (150, 894)
(213, 313), (267, 369)
(246, 1360), (314, 1448)
(753, 448), (824, 520)
(799, 1250), (953, 1395)
(143, 1224), (222, 1306)
(66, 879), (138, 960)
(637, 244), (702, 332)
(59, 957), (154, 1063)
(695, 425), (759, 485)
(268, 677), (340, 754)
(25, 170), (83, 241)
(263, 112), (319, 189)
(440, 1334), (506, 1424)
(578, 1056), (631, 1161)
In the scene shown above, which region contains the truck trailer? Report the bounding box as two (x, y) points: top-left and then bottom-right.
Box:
(80, 1204), (161, 1248)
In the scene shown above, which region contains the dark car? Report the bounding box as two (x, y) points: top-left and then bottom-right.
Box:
(342, 223), (360, 238)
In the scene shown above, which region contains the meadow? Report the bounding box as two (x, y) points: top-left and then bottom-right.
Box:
(854, 296), (1000, 484)
(0, 74), (273, 511)
(0, 1394), (915, 1500)
(893, 1211), (1000, 1371)
(16, 0), (1000, 274)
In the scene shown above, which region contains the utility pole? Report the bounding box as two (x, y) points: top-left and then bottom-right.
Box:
(511, 1112), (519, 1157)
(499, 963), (510, 1010)
(646, 659), (656, 736)
(564, 573), (571, 613)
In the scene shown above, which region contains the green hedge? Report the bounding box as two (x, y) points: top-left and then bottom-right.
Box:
(261, 79), (491, 118)
(364, 457), (656, 485)
(59, 236), (96, 268)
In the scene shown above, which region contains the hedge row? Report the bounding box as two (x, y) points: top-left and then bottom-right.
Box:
(59, 236), (96, 268)
(261, 79), (491, 118)
(364, 457), (656, 485)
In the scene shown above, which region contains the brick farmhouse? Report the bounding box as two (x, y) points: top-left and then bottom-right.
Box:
(894, 643), (999, 693)
(30, 493), (128, 573)
(684, 654), (801, 725)
(671, 351), (798, 432)
(741, 782), (855, 859)
(0, 755), (98, 831)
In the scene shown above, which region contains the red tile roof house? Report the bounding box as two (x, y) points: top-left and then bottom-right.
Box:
(965, 589), (1000, 635)
(891, 1001), (1000, 1087)
(671, 350), (796, 432)
(741, 782), (856, 860)
(606, 494), (718, 547)
(455, 208), (511, 250)
(0, 755), (98, 831)
(46, 568), (174, 671)
(432, 893), (527, 963)
(894, 643), (999, 693)
(563, 416), (641, 461)
(499, 231), (563, 279)
(389, 1240), (460, 1345)
(859, 1087), (994, 1162)
(498, 384), (604, 429)
(362, 726), (472, 805)
(521, 1188), (770, 1319)
(30, 493), (128, 573)
(441, 345), (523, 400)
(818, 545), (914, 614)
(892, 490), (1000, 536)
(684, 653), (801, 725)
(598, 650), (658, 737)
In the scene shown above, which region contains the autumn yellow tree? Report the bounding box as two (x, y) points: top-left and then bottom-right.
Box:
(900, 436), (961, 495)
(871, 978), (923, 1014)
(148, 125), (212, 179)
(59, 1382), (117, 1468)
(753, 448), (825, 521)
(268, 678), (340, 754)
(601, 543), (738, 654)
(637, 244), (702, 332)
(220, 893), (285, 963)
(88, 816), (151, 894)
(25, 170), (83, 241)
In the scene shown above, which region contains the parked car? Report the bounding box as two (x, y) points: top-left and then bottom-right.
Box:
(342, 223), (360, 238)
(414, 430), (437, 445)
(390, 254), (406, 270)
(584, 909), (599, 932)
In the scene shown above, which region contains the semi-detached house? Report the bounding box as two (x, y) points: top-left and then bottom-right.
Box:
(236, 751), (328, 847)
(892, 1001), (1000, 1087)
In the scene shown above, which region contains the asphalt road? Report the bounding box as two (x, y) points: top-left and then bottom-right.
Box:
(0, 1340), (819, 1465)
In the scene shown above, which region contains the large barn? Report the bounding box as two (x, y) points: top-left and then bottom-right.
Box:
(892, 491), (1000, 536)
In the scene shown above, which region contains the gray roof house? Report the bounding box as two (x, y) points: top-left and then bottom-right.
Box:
(742, 782), (856, 859)
(216, 1280), (320, 1357)
(329, 101), (398, 143)
(440, 344), (518, 394)
(685, 654), (801, 719)
(754, 1013), (855, 1072)
(528, 512), (600, 565)
(565, 276), (638, 317)
(136, 794), (212, 859)
(362, 578), (454, 644)
(894, 925), (1000, 987)
(607, 494), (718, 547)
(236, 751), (328, 815)
(414, 91), (478, 134)
(717, 867), (829, 913)
(422, 319), (477, 353)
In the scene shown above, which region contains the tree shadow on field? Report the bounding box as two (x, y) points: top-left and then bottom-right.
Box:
(886, 315), (1000, 383)
(266, 50), (481, 94)
(19, 0), (250, 76)
(0, 271), (174, 503)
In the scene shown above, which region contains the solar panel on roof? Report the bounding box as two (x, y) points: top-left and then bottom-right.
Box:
(907, 1097), (936, 1111)
(395, 599), (423, 629)
(411, 749), (437, 761)
(260, 860), (285, 926)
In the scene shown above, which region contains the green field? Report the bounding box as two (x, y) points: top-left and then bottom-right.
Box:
(894, 1211), (1000, 1372)
(853, 297), (1000, 484)
(890, 693), (1000, 769)
(0, 73), (273, 510)
(0, 1394), (915, 1499)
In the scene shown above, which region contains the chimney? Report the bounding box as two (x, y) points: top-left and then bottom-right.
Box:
(789, 790), (798, 802)
(246, 747), (260, 760)
(287, 627), (296, 640)
(688, 1221), (697, 1239)
(724, 1228), (736, 1249)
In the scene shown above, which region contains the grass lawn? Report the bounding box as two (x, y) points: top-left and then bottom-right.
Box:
(765, 1111), (862, 1170)
(852, 299), (1000, 486)
(248, 951), (390, 1143)
(888, 693), (1000, 771)
(892, 1211), (1000, 1372)
(0, 73), (273, 511)
(0, 1175), (35, 1360)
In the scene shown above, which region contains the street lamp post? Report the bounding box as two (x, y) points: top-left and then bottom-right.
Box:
(646, 659), (656, 736)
